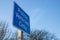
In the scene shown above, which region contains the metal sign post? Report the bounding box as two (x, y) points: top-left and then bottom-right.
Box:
(18, 30), (23, 40)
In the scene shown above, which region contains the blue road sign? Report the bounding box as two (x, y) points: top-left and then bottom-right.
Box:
(13, 2), (30, 34)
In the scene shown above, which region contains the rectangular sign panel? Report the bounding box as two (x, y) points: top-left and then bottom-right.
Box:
(13, 2), (30, 34)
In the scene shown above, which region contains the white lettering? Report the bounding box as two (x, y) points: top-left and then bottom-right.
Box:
(19, 21), (27, 31)
(16, 12), (29, 27)
(18, 8), (28, 20)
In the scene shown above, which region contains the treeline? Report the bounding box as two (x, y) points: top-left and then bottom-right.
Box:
(0, 21), (60, 40)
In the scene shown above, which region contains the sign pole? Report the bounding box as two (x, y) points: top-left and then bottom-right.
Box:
(18, 30), (23, 40)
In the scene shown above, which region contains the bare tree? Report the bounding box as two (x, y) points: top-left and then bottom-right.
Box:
(23, 30), (60, 40)
(9, 31), (18, 40)
(30, 30), (60, 40)
(0, 22), (8, 40)
(0, 21), (11, 40)
(0, 21), (18, 40)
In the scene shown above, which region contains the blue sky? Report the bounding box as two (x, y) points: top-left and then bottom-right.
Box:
(0, 0), (60, 38)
